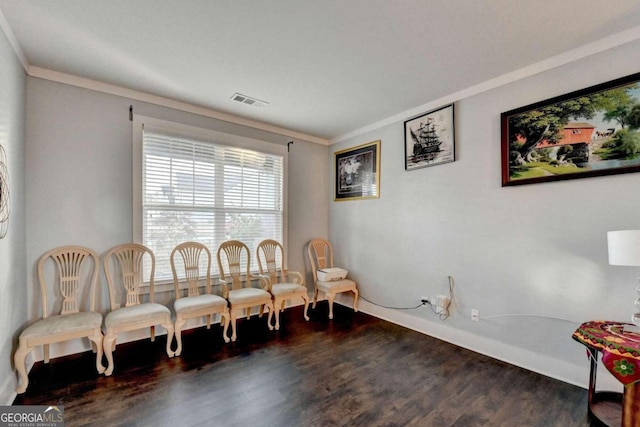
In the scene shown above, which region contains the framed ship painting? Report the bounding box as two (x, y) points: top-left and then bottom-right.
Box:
(404, 104), (455, 170)
(502, 71), (640, 186)
(334, 140), (380, 201)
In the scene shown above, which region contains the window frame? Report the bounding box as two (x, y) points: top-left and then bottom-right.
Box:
(132, 115), (288, 288)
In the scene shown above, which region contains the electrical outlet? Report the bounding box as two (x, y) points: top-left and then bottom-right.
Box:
(421, 296), (430, 304)
(471, 309), (479, 322)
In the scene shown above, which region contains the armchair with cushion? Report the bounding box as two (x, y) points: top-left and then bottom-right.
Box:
(102, 243), (174, 375)
(307, 238), (359, 319)
(216, 240), (274, 342)
(14, 246), (105, 393)
(171, 241), (230, 356)
(256, 239), (309, 330)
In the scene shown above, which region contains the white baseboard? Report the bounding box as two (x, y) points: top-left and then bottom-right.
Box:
(336, 296), (622, 392)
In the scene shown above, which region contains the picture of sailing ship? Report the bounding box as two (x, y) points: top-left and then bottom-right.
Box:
(410, 117), (443, 161)
(404, 104), (455, 170)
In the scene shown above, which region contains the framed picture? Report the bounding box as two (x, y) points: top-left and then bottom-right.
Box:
(334, 140), (380, 201)
(404, 104), (455, 170)
(502, 71), (640, 186)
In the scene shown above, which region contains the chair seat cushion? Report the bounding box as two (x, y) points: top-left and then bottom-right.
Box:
(105, 303), (170, 328)
(175, 294), (227, 313)
(271, 283), (307, 296)
(228, 288), (270, 305)
(20, 312), (102, 339)
(317, 279), (357, 293)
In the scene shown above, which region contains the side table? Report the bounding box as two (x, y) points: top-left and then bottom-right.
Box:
(573, 321), (640, 427)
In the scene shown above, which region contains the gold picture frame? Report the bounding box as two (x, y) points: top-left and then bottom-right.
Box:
(334, 140), (381, 201)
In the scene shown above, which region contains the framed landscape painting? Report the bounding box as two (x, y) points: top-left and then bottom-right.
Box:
(501, 72), (640, 186)
(334, 140), (380, 201)
(404, 104), (455, 170)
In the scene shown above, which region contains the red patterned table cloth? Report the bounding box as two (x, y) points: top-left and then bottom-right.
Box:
(573, 320), (640, 385)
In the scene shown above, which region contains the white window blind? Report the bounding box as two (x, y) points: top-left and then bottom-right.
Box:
(141, 128), (284, 282)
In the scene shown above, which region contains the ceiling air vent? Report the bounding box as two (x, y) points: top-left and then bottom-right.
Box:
(230, 93), (268, 108)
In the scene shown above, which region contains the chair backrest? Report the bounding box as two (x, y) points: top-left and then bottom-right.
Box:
(103, 243), (155, 309)
(307, 239), (334, 283)
(256, 239), (285, 284)
(217, 240), (251, 291)
(37, 246), (100, 318)
(171, 241), (211, 298)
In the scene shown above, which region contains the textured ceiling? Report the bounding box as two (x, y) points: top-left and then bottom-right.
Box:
(2, 0), (640, 142)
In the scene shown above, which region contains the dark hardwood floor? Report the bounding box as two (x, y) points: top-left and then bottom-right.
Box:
(14, 304), (590, 426)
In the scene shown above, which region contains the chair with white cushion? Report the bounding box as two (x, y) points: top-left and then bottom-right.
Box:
(256, 239), (309, 330)
(102, 243), (174, 375)
(14, 246), (105, 393)
(307, 238), (359, 319)
(171, 242), (230, 355)
(216, 240), (274, 342)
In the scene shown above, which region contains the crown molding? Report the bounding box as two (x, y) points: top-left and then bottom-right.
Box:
(0, 8), (28, 71)
(330, 24), (640, 145)
(27, 66), (329, 146)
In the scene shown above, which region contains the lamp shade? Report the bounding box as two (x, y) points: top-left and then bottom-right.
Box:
(607, 230), (640, 266)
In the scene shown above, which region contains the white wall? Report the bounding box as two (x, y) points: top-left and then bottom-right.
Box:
(24, 77), (328, 358)
(330, 39), (640, 390)
(0, 28), (26, 404)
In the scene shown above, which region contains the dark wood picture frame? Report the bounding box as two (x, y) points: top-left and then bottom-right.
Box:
(501, 72), (640, 186)
(404, 104), (455, 170)
(334, 140), (381, 201)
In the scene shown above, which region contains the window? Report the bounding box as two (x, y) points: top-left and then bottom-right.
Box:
(133, 116), (286, 282)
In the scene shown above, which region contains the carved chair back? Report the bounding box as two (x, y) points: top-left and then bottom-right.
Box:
(171, 241), (212, 298)
(37, 246), (100, 318)
(103, 243), (156, 309)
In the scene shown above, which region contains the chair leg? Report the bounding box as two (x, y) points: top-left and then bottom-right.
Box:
(162, 321), (175, 358)
(265, 301), (274, 331)
(302, 293), (310, 321)
(327, 293), (335, 319)
(312, 288), (319, 309)
(352, 288), (359, 312)
(103, 332), (117, 376)
(206, 314), (211, 330)
(174, 317), (186, 357)
(88, 333), (106, 374)
(14, 341), (32, 394)
(221, 310), (230, 343)
(230, 310), (238, 342)
(273, 298), (281, 331)
(43, 344), (50, 364)
(150, 325), (156, 342)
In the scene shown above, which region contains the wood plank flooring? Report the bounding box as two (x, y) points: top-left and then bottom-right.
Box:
(13, 304), (591, 426)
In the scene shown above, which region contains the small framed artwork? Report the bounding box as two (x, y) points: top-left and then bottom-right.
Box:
(334, 140), (381, 201)
(404, 104), (455, 170)
(502, 71), (640, 186)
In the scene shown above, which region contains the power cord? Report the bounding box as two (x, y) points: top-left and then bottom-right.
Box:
(359, 276), (455, 319)
(477, 313), (576, 323)
(359, 295), (426, 310)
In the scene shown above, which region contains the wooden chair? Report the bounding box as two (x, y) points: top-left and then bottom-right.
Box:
(171, 242), (230, 355)
(102, 243), (174, 375)
(14, 246), (105, 393)
(256, 239), (309, 330)
(307, 238), (359, 319)
(216, 240), (274, 342)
